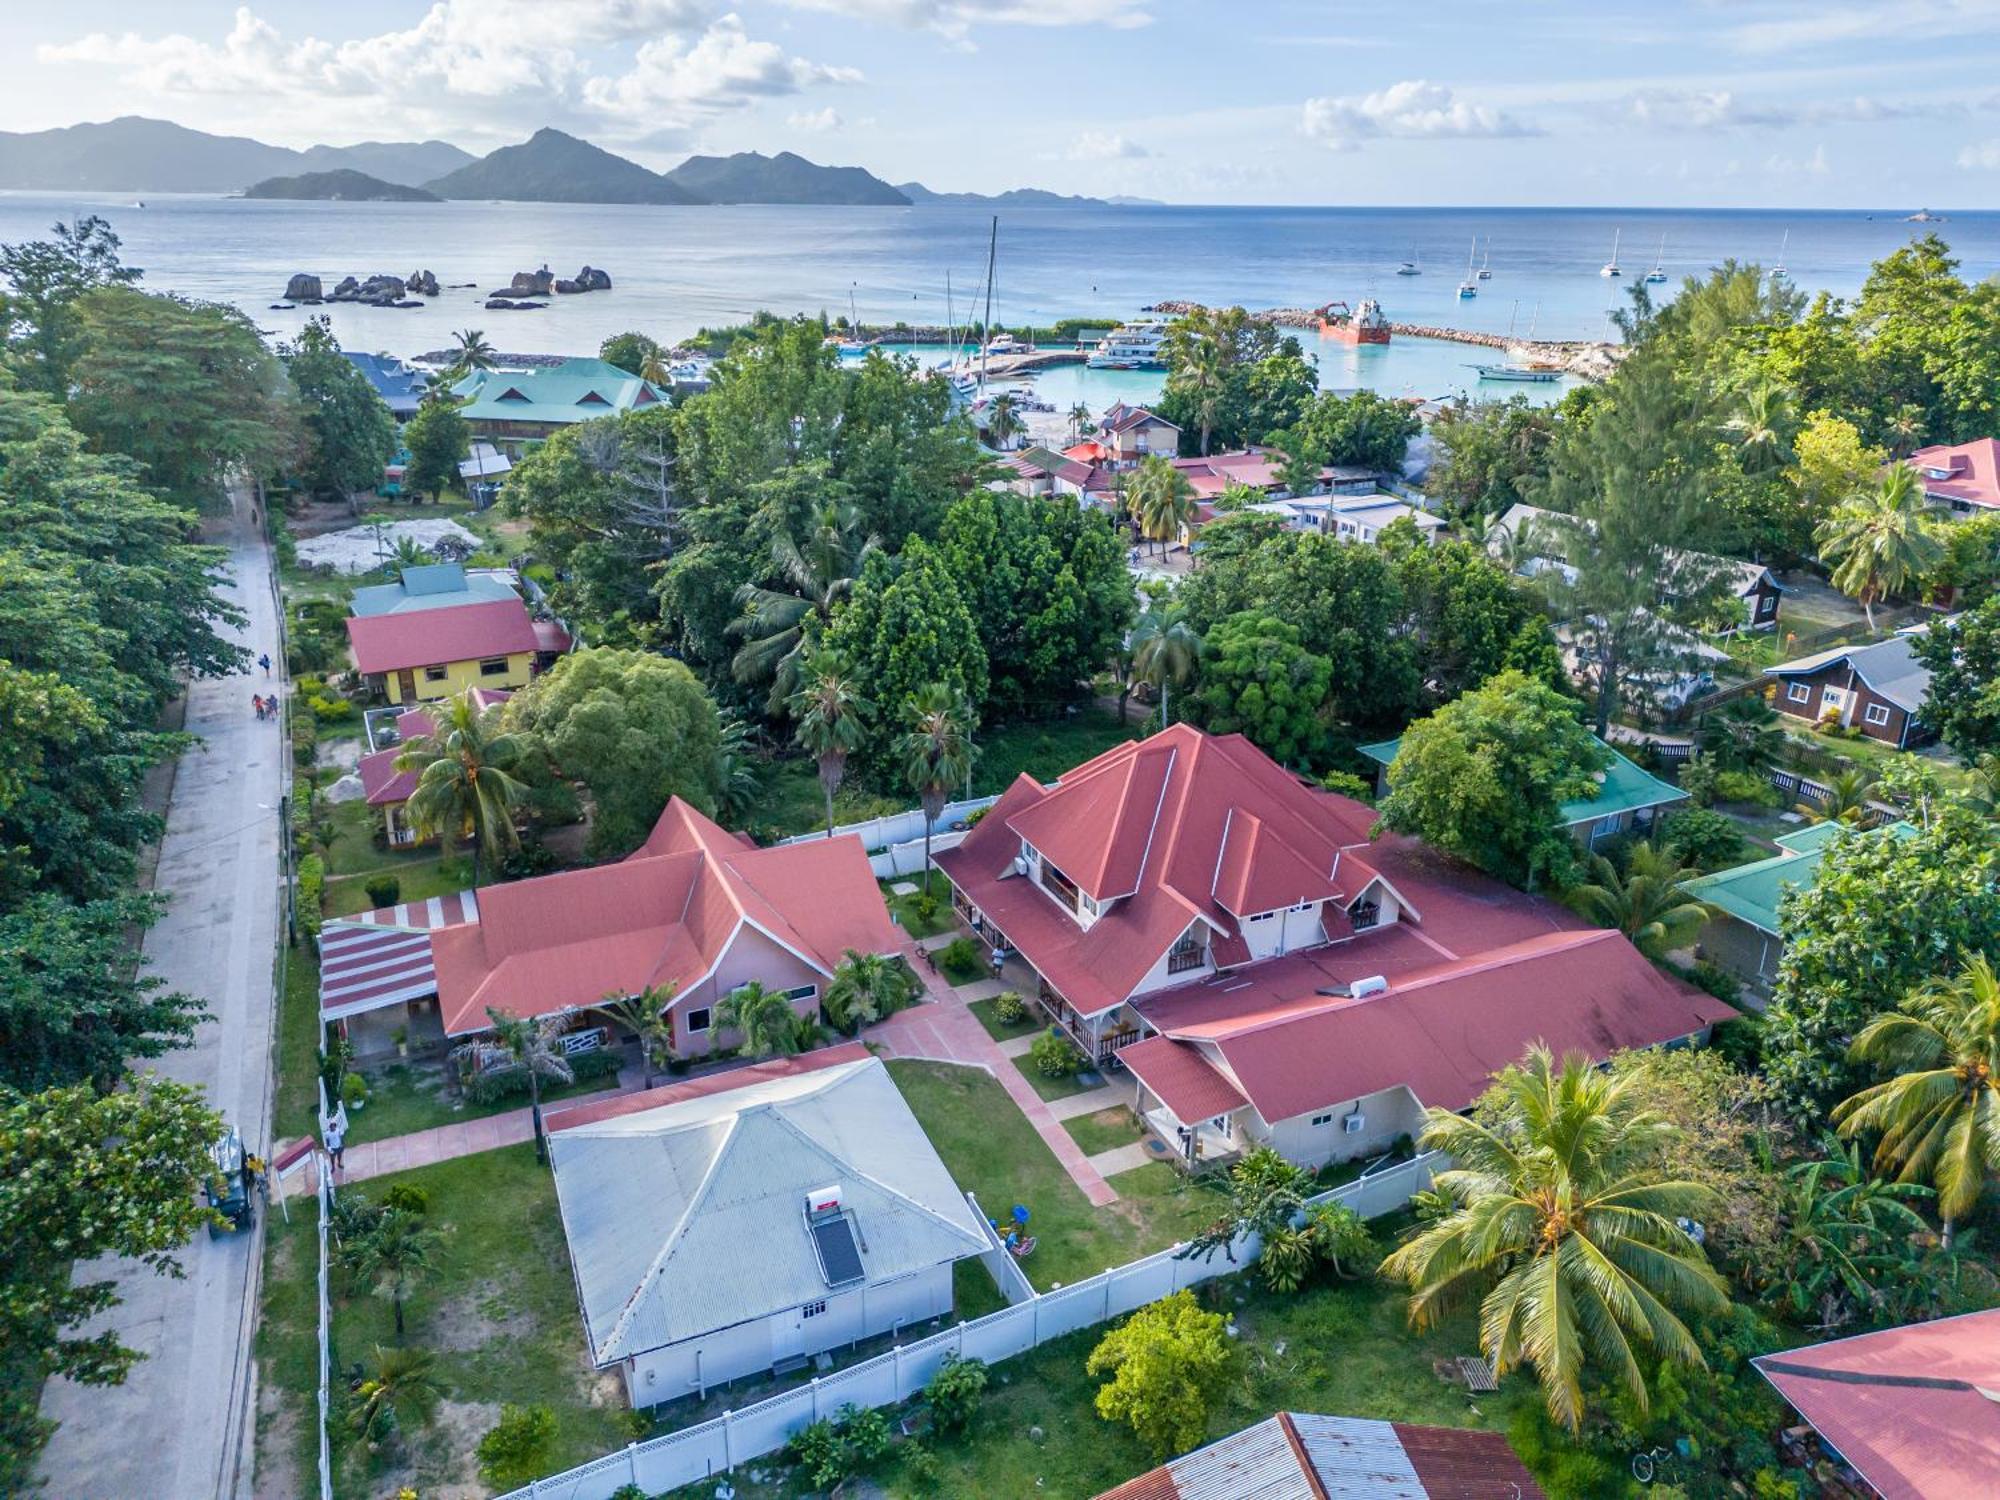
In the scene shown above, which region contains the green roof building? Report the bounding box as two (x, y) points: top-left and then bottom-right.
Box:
(1356, 735), (1687, 850)
(453, 358), (665, 453)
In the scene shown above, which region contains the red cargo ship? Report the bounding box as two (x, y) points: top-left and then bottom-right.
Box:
(1318, 297), (1391, 345)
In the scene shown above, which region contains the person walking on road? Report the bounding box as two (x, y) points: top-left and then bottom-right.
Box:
(258, 652), (271, 676)
(323, 1120), (345, 1175)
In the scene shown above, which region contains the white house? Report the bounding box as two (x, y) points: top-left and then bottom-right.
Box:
(545, 1047), (989, 1408)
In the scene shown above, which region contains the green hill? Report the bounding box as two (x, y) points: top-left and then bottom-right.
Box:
(425, 128), (700, 205)
(244, 169), (440, 202)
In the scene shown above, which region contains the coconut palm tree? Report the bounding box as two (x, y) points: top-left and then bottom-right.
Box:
(789, 651), (872, 839)
(899, 684), (977, 884)
(438, 328), (496, 390)
(1565, 845), (1711, 958)
(1697, 696), (1785, 776)
(1380, 1047), (1729, 1434)
(1814, 766), (1877, 826)
(1724, 380), (1795, 474)
(348, 1344), (443, 1443)
(1768, 1135), (1932, 1330)
(712, 713), (763, 828)
(1067, 401), (1093, 443)
(1834, 955), (2000, 1248)
(823, 949), (918, 1034)
(451, 1008), (575, 1164)
(393, 689), (529, 885)
(986, 392), (1026, 450)
(716, 980), (805, 1059)
(1816, 465), (1945, 631)
(595, 987), (675, 1088)
(1885, 402), (1927, 460)
(730, 500), (880, 715)
(1126, 455), (1195, 556)
(1164, 307), (1235, 456)
(1130, 602), (1203, 729)
(341, 1207), (442, 1338)
(638, 344), (672, 388)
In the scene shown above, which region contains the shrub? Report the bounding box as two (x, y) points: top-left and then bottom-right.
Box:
(460, 1046), (618, 1105)
(1258, 1223), (1316, 1292)
(936, 935), (983, 981)
(1086, 1290), (1234, 1459)
(992, 991), (1027, 1026)
(309, 694), (356, 723)
(923, 1353), (989, 1435)
(1678, 751), (1718, 808)
(1714, 768), (1780, 807)
(836, 1402), (893, 1468)
(297, 854), (325, 937)
(364, 874), (402, 909)
(1659, 808), (1746, 871)
(341, 1071), (368, 1109)
(499, 839), (559, 881)
(908, 890), (941, 925)
(290, 709), (319, 768)
(789, 1418), (845, 1489)
(382, 1182), (430, 1216)
(477, 1404), (559, 1490)
(1321, 768), (1374, 803)
(1029, 1029), (1085, 1078)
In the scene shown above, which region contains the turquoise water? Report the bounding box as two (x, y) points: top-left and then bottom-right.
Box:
(1, 193), (1987, 402)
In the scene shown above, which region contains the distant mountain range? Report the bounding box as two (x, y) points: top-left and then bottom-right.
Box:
(0, 116), (1139, 208)
(244, 169), (440, 203)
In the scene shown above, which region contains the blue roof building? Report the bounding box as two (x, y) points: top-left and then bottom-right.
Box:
(343, 352), (429, 420)
(350, 563), (520, 618)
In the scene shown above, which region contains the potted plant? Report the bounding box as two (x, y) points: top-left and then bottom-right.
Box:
(391, 1024), (409, 1059)
(342, 1071), (369, 1113)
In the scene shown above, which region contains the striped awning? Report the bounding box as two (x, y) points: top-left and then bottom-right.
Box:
(319, 889), (480, 1022)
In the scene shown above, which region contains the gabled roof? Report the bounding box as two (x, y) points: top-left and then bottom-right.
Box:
(453, 357), (664, 427)
(342, 351), (427, 417)
(1488, 503), (1778, 595)
(1763, 636), (1931, 713)
(1137, 928), (1734, 1124)
(1682, 820), (1916, 935)
(1100, 401), (1178, 435)
(1095, 1412), (1544, 1500)
(318, 888), (480, 1022)
(1357, 736), (1686, 824)
(939, 726), (1389, 1015)
(1907, 437), (2000, 509)
(429, 798), (901, 1035)
(349, 563), (521, 618)
(546, 1053), (986, 1364)
(1753, 1309), (2000, 1500)
(346, 597), (542, 675)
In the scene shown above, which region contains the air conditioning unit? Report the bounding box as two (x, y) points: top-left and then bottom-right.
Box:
(1348, 975), (1389, 999)
(1012, 854), (1030, 877)
(805, 1184), (844, 1217)
(1342, 1113), (1367, 1135)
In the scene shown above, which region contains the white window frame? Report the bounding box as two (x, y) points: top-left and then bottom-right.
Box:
(778, 983), (818, 1004)
(1864, 703), (1891, 727)
(684, 1006), (712, 1035)
(1786, 682), (1810, 704)
(1247, 911), (1276, 923)
(801, 1299), (828, 1319)
(1311, 1112), (1335, 1127)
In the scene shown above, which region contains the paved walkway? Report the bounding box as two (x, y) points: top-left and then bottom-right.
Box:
(869, 947), (1119, 1207)
(1044, 1081), (1128, 1122)
(39, 494), (282, 1499)
(1086, 1141), (1160, 1176)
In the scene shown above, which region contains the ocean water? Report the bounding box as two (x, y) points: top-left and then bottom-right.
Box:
(3, 193), (1994, 403)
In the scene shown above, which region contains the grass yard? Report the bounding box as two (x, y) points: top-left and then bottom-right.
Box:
(253, 1195), (323, 1497)
(968, 995), (1040, 1043)
(342, 1058), (625, 1147)
(275, 944), (324, 1144)
(325, 1145), (633, 1499)
(1013, 1052), (1099, 1103)
(755, 760), (907, 841)
(953, 1258), (1011, 1323)
(881, 869), (954, 939)
(1064, 1106), (1148, 1158)
(888, 1061), (1226, 1292)
(972, 710), (1139, 796)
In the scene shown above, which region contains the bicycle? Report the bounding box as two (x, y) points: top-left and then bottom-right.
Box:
(1630, 1438), (1690, 1484)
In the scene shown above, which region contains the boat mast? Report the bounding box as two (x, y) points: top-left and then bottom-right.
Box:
(978, 214), (997, 397)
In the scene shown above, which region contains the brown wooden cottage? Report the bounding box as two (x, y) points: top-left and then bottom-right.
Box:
(1763, 636), (1932, 748)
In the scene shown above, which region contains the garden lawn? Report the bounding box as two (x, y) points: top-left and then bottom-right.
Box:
(881, 870), (953, 939)
(253, 1196), (322, 1499)
(274, 944), (324, 1144)
(754, 760), (907, 841)
(1064, 1106), (1147, 1157)
(342, 1058), (627, 1147)
(968, 996), (1039, 1043)
(887, 1061), (1226, 1292)
(971, 711), (1139, 796)
(1013, 1053), (1097, 1103)
(320, 800), (471, 882)
(952, 1258), (1010, 1323)
(326, 1144), (631, 1499)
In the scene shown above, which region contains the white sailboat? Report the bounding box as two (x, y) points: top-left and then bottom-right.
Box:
(1599, 229), (1622, 278)
(1476, 237), (1492, 280)
(1395, 245), (1422, 276)
(1457, 238), (1479, 299)
(1772, 230), (1789, 279)
(1644, 234), (1667, 284)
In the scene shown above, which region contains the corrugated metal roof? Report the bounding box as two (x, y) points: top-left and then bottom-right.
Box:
(346, 597), (543, 675)
(547, 1057), (987, 1365)
(318, 889), (479, 1021)
(1121, 1035), (1249, 1124)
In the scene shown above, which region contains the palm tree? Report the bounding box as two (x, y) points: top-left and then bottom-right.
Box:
(1126, 455), (1194, 556)
(393, 703), (524, 868)
(1164, 307), (1236, 456)
(638, 344), (672, 388)
(438, 328), (496, 389)
(1724, 380), (1795, 474)
(595, 987), (675, 1087)
(730, 500), (880, 715)
(1816, 465), (1944, 631)
(1130, 602), (1203, 729)
(1814, 766), (1877, 826)
(1067, 401), (1093, 443)
(899, 685), (977, 884)
(1834, 955), (2000, 1247)
(393, 689), (529, 885)
(341, 1208), (442, 1338)
(1564, 845), (1711, 958)
(1885, 402), (1927, 460)
(716, 980), (805, 1058)
(1380, 1047), (1729, 1433)
(348, 1344), (443, 1443)
(390, 536), (432, 570)
(789, 652), (871, 839)
(1769, 1136), (1931, 1330)
(712, 713), (763, 827)
(986, 392), (1026, 450)
(1697, 696), (1784, 776)
(451, 1008), (575, 1164)
(823, 949), (917, 1034)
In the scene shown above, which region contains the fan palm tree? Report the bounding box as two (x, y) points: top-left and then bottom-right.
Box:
(986, 392), (1026, 450)
(712, 713), (763, 828)
(393, 689), (529, 885)
(1724, 380), (1795, 474)
(1769, 1136), (1932, 1330)
(1834, 954), (2000, 1248)
(790, 652), (871, 839)
(730, 500), (880, 715)
(1067, 401), (1093, 443)
(823, 949), (917, 1034)
(1565, 845), (1711, 958)
(1380, 1047), (1729, 1434)
(595, 987), (675, 1088)
(1130, 602), (1203, 729)
(341, 1208), (443, 1338)
(716, 980), (805, 1059)
(348, 1344), (443, 1443)
(1814, 766), (1877, 826)
(899, 685), (977, 884)
(451, 1008), (575, 1164)
(1697, 696), (1784, 775)
(1126, 455), (1195, 556)
(1816, 465), (1945, 631)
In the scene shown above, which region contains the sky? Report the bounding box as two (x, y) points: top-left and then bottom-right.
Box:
(8, 0), (2000, 206)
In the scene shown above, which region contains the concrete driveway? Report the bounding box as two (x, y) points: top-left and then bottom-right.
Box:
(37, 494), (284, 1499)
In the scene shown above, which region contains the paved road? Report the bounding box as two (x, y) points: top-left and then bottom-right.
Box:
(37, 496), (284, 1499)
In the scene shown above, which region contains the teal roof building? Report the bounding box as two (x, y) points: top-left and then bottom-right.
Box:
(1356, 734), (1686, 845)
(454, 358), (665, 444)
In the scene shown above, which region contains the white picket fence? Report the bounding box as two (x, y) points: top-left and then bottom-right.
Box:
(776, 795), (999, 859)
(496, 1153), (1441, 1500)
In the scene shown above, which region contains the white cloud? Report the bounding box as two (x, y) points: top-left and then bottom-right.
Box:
(788, 107), (845, 131)
(1729, 0), (2000, 54)
(1621, 87), (1960, 131)
(38, 3), (857, 145)
(1064, 130), (1151, 160)
(1959, 139), (2000, 168)
(1299, 81), (1534, 150)
(1763, 143), (1831, 176)
(779, 0), (1150, 39)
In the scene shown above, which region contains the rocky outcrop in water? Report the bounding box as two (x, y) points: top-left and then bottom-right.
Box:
(325, 272), (414, 306)
(554, 265), (612, 294)
(406, 269), (440, 296)
(284, 272), (323, 302)
(484, 298), (546, 311)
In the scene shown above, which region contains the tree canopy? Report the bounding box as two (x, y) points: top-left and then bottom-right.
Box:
(281, 318), (396, 501)
(1914, 594), (2000, 759)
(1191, 611), (1333, 766)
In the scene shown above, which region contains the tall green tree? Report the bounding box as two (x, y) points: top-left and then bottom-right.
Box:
(1086, 1290), (1234, 1459)
(1914, 595), (2000, 758)
(0, 215), (142, 398)
(1280, 388), (1421, 474)
(1156, 306), (1316, 456)
(1125, 454), (1194, 555)
(282, 318), (396, 504)
(1130, 600), (1203, 729)
(730, 498), (879, 715)
(594, 989), (675, 1088)
(1427, 396), (1564, 528)
(395, 688), (530, 883)
(1190, 611), (1333, 767)
(790, 649), (871, 839)
(1381, 1048), (1728, 1434)
(402, 394), (470, 502)
(899, 684), (977, 882)
(451, 1010), (574, 1164)
(1816, 464), (1943, 630)
(1766, 1138), (1932, 1328)
(599, 330), (662, 379)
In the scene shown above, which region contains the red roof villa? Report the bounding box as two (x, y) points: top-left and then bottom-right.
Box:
(935, 725), (1732, 1168)
(1907, 437), (2000, 513)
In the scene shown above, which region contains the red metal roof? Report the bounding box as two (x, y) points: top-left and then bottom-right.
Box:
(546, 1044), (872, 1132)
(1754, 1309), (2000, 1500)
(1120, 1035), (1248, 1123)
(1909, 438), (2000, 510)
(346, 597), (542, 676)
(430, 799), (901, 1035)
(319, 888), (481, 1022)
(357, 747), (418, 806)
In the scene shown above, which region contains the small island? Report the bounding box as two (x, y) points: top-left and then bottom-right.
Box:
(243, 169), (440, 203)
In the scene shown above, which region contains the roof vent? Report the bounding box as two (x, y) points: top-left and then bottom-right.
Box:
(1348, 975), (1389, 999)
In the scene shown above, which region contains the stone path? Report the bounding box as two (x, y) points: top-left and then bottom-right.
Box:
(1086, 1141), (1161, 1177)
(1044, 1082), (1128, 1122)
(996, 1033), (1036, 1058)
(868, 945), (1119, 1207)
